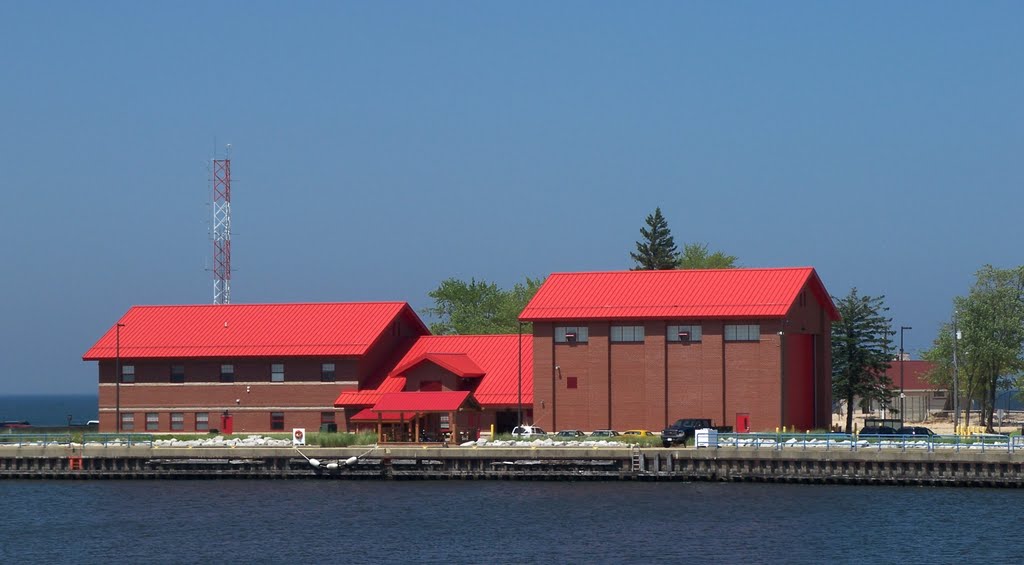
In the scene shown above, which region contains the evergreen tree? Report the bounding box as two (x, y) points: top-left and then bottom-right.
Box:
(831, 288), (894, 433)
(630, 207), (678, 270)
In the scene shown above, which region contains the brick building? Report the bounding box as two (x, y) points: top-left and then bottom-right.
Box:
(82, 302), (429, 433)
(83, 302), (532, 435)
(519, 268), (839, 433)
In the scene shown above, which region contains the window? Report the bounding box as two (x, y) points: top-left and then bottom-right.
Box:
(610, 325), (645, 343)
(271, 363), (285, 382)
(320, 412), (336, 425)
(146, 412), (159, 431)
(567, 376), (578, 389)
(171, 412), (184, 431)
(668, 325), (702, 343)
(121, 364), (135, 383)
(724, 324), (760, 342)
(170, 364), (185, 383)
(121, 413), (134, 431)
(554, 326), (589, 343)
(220, 364), (234, 383)
(270, 412), (285, 431)
(321, 363), (336, 382)
(195, 412), (209, 432)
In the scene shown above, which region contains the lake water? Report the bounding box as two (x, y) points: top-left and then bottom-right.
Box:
(0, 394), (98, 426)
(1, 481), (1021, 563)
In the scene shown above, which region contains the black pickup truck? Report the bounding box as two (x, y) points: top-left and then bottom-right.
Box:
(661, 418), (732, 447)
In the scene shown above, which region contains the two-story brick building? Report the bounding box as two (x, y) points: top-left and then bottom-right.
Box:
(518, 268), (839, 433)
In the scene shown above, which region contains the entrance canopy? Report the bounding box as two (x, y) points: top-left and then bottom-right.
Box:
(371, 391), (479, 414)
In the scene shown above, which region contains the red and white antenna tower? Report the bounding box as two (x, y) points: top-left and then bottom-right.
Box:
(212, 151), (232, 304)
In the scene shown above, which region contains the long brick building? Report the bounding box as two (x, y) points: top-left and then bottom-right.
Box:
(83, 302), (532, 435)
(519, 268), (839, 433)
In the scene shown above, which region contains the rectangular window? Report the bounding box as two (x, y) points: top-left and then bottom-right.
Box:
(724, 324), (761, 342)
(121, 364), (135, 383)
(320, 412), (336, 425)
(668, 325), (703, 343)
(567, 376), (578, 389)
(170, 364), (185, 383)
(195, 412), (209, 432)
(146, 412), (159, 432)
(121, 413), (134, 431)
(554, 326), (589, 343)
(270, 412), (285, 431)
(170, 412), (184, 431)
(321, 363), (336, 382)
(220, 364), (234, 383)
(271, 363), (285, 382)
(610, 325), (645, 343)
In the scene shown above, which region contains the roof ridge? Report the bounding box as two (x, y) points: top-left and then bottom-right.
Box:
(129, 301), (410, 309)
(547, 267), (814, 275)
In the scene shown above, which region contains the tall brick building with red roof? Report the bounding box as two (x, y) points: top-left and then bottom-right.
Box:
(519, 268), (840, 433)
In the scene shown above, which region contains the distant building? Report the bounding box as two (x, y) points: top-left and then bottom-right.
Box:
(519, 268), (839, 433)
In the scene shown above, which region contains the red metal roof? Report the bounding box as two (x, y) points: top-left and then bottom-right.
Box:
(519, 268), (840, 321)
(888, 360), (940, 391)
(372, 391), (474, 413)
(349, 408), (417, 422)
(82, 302), (428, 360)
(334, 334), (533, 408)
(392, 352), (485, 378)
(335, 377), (407, 406)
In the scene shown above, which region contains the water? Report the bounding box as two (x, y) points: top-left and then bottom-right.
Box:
(0, 394), (97, 426)
(1, 481), (1021, 563)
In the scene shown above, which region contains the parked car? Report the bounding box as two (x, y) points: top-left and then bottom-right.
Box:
(555, 430), (585, 439)
(858, 426), (898, 436)
(621, 430), (656, 437)
(511, 425), (548, 438)
(590, 429), (620, 438)
(896, 426), (936, 436)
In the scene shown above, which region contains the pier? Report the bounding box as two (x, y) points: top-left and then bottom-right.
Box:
(4, 444), (1024, 486)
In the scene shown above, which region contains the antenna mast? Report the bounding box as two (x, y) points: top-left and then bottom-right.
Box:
(212, 151), (232, 304)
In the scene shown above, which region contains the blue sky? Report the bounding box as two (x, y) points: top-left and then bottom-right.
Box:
(1, 3), (1021, 394)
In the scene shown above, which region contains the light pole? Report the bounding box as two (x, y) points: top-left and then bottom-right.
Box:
(517, 321), (523, 427)
(115, 322), (125, 432)
(900, 325), (912, 422)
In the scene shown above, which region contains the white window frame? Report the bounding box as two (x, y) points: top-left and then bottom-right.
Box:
(724, 324), (761, 342)
(145, 412), (159, 431)
(610, 325), (645, 343)
(668, 324), (702, 343)
(195, 412), (209, 432)
(170, 412), (184, 431)
(554, 326), (589, 343)
(121, 413), (134, 431)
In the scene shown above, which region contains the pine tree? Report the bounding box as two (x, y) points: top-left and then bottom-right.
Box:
(630, 207), (678, 270)
(831, 288), (894, 433)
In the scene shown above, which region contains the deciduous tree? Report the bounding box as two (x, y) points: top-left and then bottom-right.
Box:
(831, 288), (894, 433)
(677, 242), (738, 269)
(423, 277), (543, 335)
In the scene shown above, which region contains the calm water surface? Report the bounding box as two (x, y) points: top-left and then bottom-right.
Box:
(2, 481), (1022, 563)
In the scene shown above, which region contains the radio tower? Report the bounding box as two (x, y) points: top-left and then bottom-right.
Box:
(212, 154), (232, 304)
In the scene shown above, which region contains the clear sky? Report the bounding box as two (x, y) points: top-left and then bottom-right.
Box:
(1, 3), (1021, 394)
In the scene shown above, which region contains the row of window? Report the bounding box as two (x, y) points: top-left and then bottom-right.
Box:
(119, 411), (336, 432)
(119, 363), (338, 383)
(554, 324), (757, 343)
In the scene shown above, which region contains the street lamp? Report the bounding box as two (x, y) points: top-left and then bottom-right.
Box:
(517, 321), (523, 427)
(115, 322), (125, 432)
(900, 325), (912, 422)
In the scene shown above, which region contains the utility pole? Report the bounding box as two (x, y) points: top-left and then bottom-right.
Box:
(952, 311), (960, 431)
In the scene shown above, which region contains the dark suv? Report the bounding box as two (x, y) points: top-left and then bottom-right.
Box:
(858, 425), (898, 436)
(896, 426), (936, 436)
(661, 418), (713, 447)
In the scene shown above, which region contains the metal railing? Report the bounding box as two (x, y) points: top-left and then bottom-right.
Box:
(0, 433), (73, 446)
(81, 433), (155, 447)
(713, 432), (1022, 453)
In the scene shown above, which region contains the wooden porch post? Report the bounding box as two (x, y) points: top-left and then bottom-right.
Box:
(451, 411), (458, 444)
(414, 413), (421, 443)
(377, 413), (383, 443)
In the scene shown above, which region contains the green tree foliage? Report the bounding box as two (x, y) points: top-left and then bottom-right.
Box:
(677, 242), (738, 269)
(922, 265), (1024, 431)
(424, 277), (544, 335)
(630, 207), (678, 270)
(831, 288), (894, 433)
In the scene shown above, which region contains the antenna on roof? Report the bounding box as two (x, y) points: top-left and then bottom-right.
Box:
(212, 145), (232, 304)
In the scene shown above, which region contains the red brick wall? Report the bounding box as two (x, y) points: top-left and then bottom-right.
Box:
(667, 321), (724, 427)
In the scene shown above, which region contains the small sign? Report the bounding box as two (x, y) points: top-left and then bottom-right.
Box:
(292, 428), (306, 446)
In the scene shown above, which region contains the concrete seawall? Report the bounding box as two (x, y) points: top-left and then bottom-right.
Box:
(3, 445), (1024, 486)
